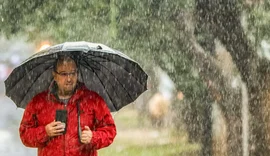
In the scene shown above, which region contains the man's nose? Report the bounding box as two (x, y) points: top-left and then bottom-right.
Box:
(67, 75), (72, 81)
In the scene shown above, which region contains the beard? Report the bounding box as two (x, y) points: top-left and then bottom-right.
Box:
(58, 84), (76, 96)
(62, 89), (74, 96)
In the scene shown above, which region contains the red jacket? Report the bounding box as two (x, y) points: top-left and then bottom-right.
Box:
(19, 84), (117, 156)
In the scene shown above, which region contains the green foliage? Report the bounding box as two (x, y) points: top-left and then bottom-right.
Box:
(114, 0), (203, 98)
(0, 0), (213, 147)
(0, 0), (205, 107)
(0, 0), (204, 99)
(245, 1), (270, 45)
(0, 0), (112, 42)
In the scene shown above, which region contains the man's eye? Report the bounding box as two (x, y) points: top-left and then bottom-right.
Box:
(60, 73), (68, 76)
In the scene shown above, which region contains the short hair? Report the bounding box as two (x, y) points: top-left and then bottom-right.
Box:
(53, 54), (77, 72)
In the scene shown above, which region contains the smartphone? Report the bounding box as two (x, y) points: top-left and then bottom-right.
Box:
(55, 109), (67, 134)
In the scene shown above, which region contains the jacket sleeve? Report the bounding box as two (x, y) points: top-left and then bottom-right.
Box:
(19, 96), (49, 148)
(89, 94), (117, 150)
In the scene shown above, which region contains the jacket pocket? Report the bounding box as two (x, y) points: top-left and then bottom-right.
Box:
(80, 110), (95, 130)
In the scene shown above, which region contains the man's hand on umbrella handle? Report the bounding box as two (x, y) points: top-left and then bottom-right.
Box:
(45, 121), (65, 137)
(81, 126), (92, 144)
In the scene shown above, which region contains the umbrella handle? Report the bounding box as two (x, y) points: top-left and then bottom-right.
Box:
(77, 101), (82, 144)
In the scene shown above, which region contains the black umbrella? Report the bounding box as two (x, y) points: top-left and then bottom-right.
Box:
(4, 41), (148, 112)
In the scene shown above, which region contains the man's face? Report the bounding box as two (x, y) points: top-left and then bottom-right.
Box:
(53, 60), (78, 96)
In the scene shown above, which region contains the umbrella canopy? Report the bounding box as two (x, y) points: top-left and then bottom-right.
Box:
(5, 41), (148, 112)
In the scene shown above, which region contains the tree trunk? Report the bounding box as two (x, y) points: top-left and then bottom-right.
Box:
(195, 0), (270, 155)
(222, 89), (243, 156)
(177, 21), (243, 155)
(201, 97), (213, 156)
(192, 1), (246, 155)
(188, 35), (243, 156)
(158, 2), (247, 155)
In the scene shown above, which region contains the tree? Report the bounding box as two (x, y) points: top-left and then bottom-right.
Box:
(1, 0), (214, 155)
(2, 0), (270, 155)
(196, 0), (270, 155)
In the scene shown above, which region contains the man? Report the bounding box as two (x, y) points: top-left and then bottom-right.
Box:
(19, 55), (116, 156)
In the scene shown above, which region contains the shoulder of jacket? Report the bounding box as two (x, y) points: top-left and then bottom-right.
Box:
(31, 90), (49, 102)
(25, 90), (49, 111)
